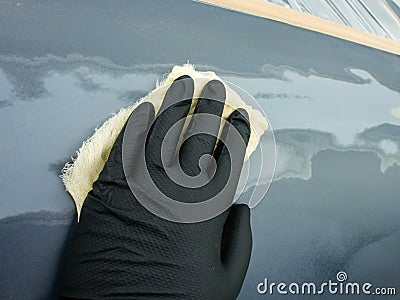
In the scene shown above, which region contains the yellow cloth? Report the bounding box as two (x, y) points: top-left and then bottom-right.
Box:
(61, 64), (268, 216)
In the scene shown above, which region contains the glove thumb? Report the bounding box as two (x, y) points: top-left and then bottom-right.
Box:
(220, 204), (252, 298)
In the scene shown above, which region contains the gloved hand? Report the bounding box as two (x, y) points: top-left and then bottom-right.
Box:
(60, 75), (252, 300)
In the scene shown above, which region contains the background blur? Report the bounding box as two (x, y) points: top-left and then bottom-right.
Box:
(267, 0), (400, 41)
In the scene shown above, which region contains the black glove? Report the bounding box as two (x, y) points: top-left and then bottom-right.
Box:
(59, 75), (252, 300)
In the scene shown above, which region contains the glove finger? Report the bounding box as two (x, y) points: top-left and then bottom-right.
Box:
(95, 101), (155, 188)
(220, 204), (252, 298)
(212, 108), (250, 189)
(121, 101), (155, 184)
(146, 75), (194, 168)
(179, 80), (226, 176)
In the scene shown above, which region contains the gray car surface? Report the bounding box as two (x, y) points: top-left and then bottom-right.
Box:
(0, 1), (399, 299)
